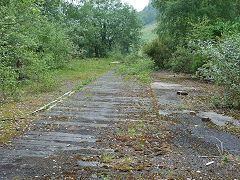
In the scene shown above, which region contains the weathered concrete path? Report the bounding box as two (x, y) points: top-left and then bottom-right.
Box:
(0, 71), (155, 179)
(0, 70), (239, 179)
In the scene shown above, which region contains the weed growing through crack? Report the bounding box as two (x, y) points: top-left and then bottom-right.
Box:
(136, 138), (143, 147)
(222, 156), (230, 163)
(116, 130), (123, 136)
(103, 153), (114, 162)
(75, 77), (96, 90)
(123, 157), (132, 163)
(136, 132), (143, 137)
(99, 174), (111, 180)
(136, 120), (145, 130)
(128, 127), (136, 137)
(116, 55), (156, 84)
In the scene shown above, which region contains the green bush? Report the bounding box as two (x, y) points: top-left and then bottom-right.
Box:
(197, 33), (240, 109)
(0, 1), (74, 102)
(25, 72), (58, 94)
(169, 46), (207, 74)
(36, 22), (73, 70)
(107, 49), (125, 61)
(0, 65), (17, 99)
(117, 53), (156, 83)
(188, 17), (239, 42)
(142, 38), (173, 68)
(169, 19), (235, 75)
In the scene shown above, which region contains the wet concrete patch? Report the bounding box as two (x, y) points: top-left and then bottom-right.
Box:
(0, 149), (54, 158)
(159, 109), (240, 155)
(159, 109), (240, 127)
(159, 109), (192, 116)
(171, 113), (240, 155)
(35, 120), (110, 128)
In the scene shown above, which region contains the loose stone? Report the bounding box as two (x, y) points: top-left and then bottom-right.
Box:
(190, 111), (196, 115)
(201, 116), (211, 122)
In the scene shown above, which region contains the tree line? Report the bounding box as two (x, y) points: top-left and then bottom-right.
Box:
(139, 0), (157, 26)
(0, 0), (141, 100)
(143, 0), (240, 109)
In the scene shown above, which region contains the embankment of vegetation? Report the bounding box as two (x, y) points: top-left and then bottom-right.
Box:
(143, 0), (240, 109)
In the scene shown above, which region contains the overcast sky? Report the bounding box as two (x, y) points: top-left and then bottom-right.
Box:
(121, 0), (149, 11)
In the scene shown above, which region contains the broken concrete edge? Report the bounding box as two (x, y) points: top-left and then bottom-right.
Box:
(159, 109), (211, 122)
(31, 90), (75, 115)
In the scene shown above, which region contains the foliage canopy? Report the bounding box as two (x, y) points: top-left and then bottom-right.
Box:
(63, 0), (142, 58)
(139, 0), (157, 26)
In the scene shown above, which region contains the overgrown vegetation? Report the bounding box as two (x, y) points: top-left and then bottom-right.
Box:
(0, 0), (142, 102)
(143, 0), (240, 109)
(0, 0), (72, 101)
(63, 0), (142, 58)
(116, 53), (156, 83)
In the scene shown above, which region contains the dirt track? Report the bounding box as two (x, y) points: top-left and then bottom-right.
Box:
(0, 71), (239, 179)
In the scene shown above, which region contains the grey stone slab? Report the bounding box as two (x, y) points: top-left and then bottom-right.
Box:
(198, 111), (240, 126)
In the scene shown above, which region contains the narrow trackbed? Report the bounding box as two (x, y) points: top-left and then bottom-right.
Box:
(0, 71), (153, 179)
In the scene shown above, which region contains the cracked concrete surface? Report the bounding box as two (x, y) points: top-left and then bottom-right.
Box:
(0, 70), (239, 179)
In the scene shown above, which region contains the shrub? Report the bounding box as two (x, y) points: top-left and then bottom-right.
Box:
(107, 49), (124, 61)
(169, 46), (207, 74)
(142, 38), (173, 68)
(35, 21), (73, 70)
(117, 53), (156, 83)
(26, 72), (58, 94)
(0, 65), (18, 99)
(188, 17), (233, 42)
(198, 33), (240, 109)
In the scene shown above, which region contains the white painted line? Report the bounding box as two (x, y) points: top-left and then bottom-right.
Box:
(32, 90), (75, 114)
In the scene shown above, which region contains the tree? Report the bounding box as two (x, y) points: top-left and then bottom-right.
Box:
(0, 0), (72, 97)
(139, 0), (157, 26)
(62, 0), (142, 58)
(152, 0), (239, 42)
